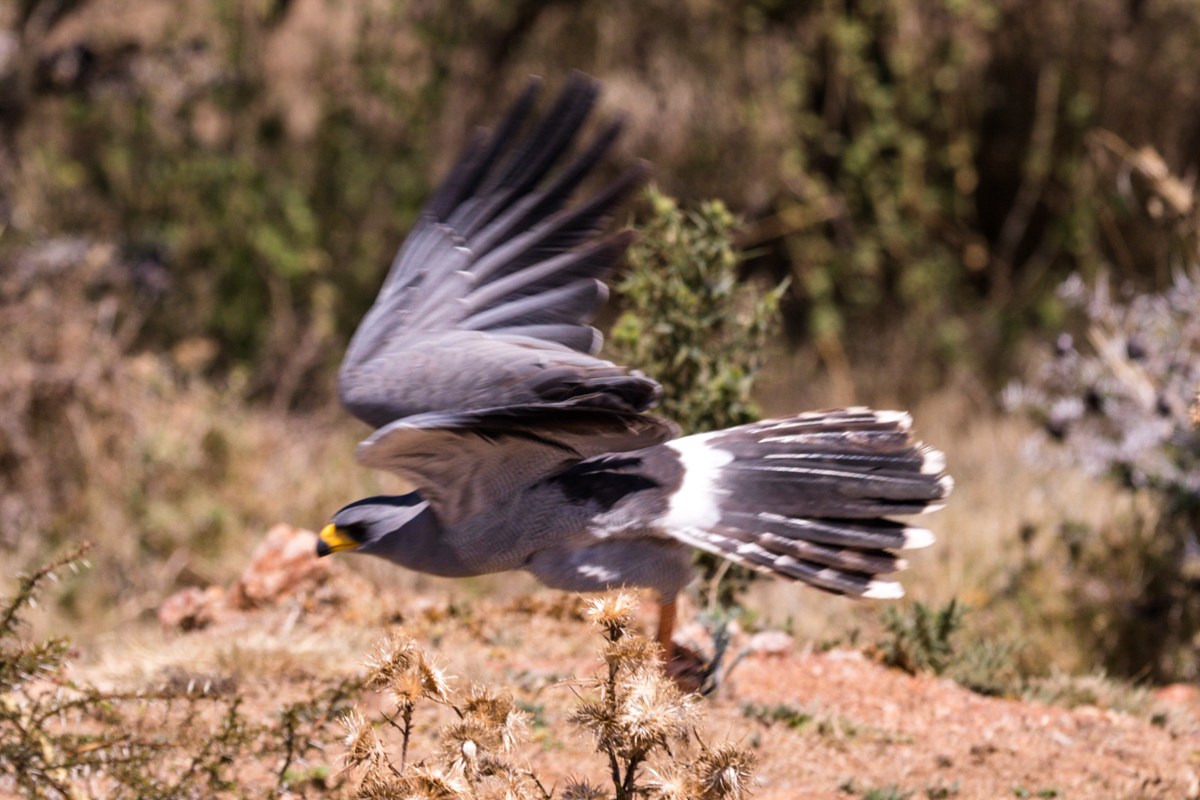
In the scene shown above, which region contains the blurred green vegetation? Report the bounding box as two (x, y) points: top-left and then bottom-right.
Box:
(4, 0), (1200, 397)
(611, 187), (785, 435)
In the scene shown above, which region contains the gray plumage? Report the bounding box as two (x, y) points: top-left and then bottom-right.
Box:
(322, 74), (952, 604)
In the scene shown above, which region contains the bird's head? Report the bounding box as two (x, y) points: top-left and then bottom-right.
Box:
(317, 493), (427, 557)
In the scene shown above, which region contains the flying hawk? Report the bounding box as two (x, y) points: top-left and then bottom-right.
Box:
(317, 73), (951, 659)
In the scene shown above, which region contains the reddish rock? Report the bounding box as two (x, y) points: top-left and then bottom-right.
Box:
(159, 585), (227, 630)
(748, 630), (794, 656)
(1154, 683), (1199, 706)
(231, 524), (331, 609)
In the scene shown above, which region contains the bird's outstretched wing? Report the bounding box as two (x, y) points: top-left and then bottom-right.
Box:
(356, 405), (675, 526)
(339, 73), (676, 524)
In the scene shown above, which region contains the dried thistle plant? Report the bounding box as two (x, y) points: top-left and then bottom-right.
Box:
(570, 591), (752, 800)
(341, 708), (382, 766)
(644, 741), (756, 800)
(586, 592), (638, 642)
(359, 631), (453, 775)
(562, 777), (609, 800)
(342, 591), (756, 800)
(690, 741), (756, 800)
(646, 763), (703, 800)
(345, 633), (545, 800)
(459, 684), (530, 753)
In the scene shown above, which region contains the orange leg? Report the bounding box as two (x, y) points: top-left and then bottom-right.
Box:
(656, 597), (677, 663)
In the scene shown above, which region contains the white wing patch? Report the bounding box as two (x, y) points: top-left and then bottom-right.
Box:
(577, 564), (620, 582)
(658, 432), (733, 533)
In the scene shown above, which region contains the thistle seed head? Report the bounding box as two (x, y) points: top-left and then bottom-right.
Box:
(602, 635), (659, 669)
(395, 764), (470, 800)
(391, 667), (425, 712)
(692, 741), (756, 800)
(364, 633), (423, 690)
(460, 685), (529, 751)
(586, 592), (637, 638)
(356, 761), (403, 799)
(562, 776), (609, 800)
(569, 699), (618, 749)
(417, 659), (452, 703)
(615, 665), (698, 754)
(647, 764), (702, 800)
(440, 717), (501, 772)
(341, 709), (380, 765)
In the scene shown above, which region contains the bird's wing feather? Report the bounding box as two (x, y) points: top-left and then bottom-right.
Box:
(339, 72), (655, 432)
(337, 72), (672, 525)
(357, 404), (678, 524)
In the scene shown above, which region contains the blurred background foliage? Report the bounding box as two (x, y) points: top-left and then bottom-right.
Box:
(6, 0), (1200, 683)
(6, 0), (1200, 394)
(611, 187), (785, 435)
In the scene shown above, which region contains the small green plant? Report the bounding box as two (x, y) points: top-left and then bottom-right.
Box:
(877, 599), (1022, 697)
(925, 780), (960, 798)
(949, 638), (1023, 698)
(878, 599), (965, 676)
(863, 786), (914, 800)
(740, 701), (861, 741)
(740, 702), (815, 730)
(613, 187), (786, 436)
(1022, 670), (1152, 716)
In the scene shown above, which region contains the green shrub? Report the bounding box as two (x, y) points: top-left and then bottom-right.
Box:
(612, 187), (786, 435)
(878, 599), (1021, 696)
(878, 599), (965, 676)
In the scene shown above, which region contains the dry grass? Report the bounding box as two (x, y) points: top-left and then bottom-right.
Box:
(24, 577), (1195, 800)
(0, 244), (449, 639)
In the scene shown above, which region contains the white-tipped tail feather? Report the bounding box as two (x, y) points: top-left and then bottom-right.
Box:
(902, 526), (937, 549)
(654, 408), (950, 600)
(864, 580), (906, 600)
(920, 446), (946, 475)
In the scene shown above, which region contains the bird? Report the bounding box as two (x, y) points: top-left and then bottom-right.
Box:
(317, 73), (952, 662)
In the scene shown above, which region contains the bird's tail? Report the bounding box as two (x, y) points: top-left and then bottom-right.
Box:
(654, 408), (951, 599)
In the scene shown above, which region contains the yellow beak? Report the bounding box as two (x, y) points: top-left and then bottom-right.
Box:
(317, 523), (360, 556)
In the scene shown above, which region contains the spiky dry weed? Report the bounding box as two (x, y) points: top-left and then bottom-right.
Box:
(340, 591), (755, 800)
(562, 778), (609, 800)
(1, 545), (362, 798)
(690, 741), (756, 800)
(586, 593), (639, 639)
(344, 625), (544, 799)
(569, 592), (749, 800)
